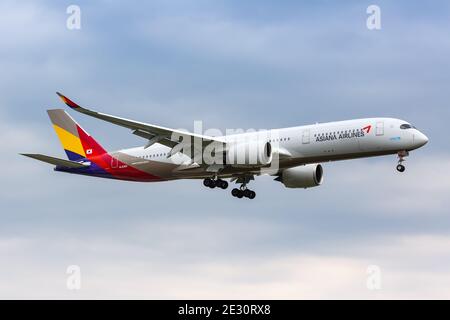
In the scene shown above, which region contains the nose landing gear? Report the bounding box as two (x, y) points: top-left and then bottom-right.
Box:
(396, 150), (409, 173)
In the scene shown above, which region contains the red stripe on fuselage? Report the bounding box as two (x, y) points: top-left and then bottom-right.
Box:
(76, 126), (162, 182)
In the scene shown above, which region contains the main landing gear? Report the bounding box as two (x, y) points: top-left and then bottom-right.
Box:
(396, 150), (409, 173)
(203, 178), (228, 189)
(229, 175), (256, 200)
(203, 176), (256, 199)
(231, 184), (256, 200)
(203, 178), (256, 199)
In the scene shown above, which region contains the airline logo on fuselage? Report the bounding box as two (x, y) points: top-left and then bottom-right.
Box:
(315, 125), (371, 142)
(362, 125), (371, 133)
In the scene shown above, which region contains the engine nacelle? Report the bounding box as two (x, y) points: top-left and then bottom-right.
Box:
(226, 141), (272, 167)
(277, 164), (324, 188)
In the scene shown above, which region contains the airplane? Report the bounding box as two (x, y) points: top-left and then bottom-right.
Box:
(21, 93), (429, 199)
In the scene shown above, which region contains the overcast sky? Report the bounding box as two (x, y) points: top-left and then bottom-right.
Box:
(1, 0), (450, 299)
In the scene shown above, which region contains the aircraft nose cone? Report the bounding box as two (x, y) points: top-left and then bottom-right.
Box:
(415, 132), (429, 147)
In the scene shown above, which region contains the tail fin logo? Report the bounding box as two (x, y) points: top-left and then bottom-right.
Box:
(47, 109), (108, 161)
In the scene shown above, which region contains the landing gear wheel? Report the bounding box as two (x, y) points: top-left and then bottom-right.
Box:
(203, 178), (213, 187)
(231, 176), (256, 199)
(242, 189), (256, 199)
(231, 188), (244, 198)
(205, 178), (228, 190)
(396, 164), (406, 173)
(218, 180), (228, 189)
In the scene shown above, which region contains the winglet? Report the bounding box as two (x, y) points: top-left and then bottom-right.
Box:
(56, 92), (81, 109)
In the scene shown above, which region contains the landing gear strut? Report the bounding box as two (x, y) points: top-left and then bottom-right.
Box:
(396, 150), (409, 173)
(203, 178), (228, 189)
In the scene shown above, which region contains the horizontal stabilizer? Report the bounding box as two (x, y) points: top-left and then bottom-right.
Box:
(20, 153), (89, 169)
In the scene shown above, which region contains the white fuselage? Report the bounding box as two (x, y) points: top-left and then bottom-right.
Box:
(115, 117), (428, 179)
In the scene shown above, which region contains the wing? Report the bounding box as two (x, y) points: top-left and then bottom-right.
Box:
(56, 92), (226, 159)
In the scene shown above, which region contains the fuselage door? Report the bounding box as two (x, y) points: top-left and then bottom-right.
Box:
(302, 129), (310, 144)
(376, 121), (384, 136)
(111, 155), (118, 169)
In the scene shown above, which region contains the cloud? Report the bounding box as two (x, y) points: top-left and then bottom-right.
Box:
(1, 106), (449, 298)
(3, 232), (450, 299)
(327, 155), (450, 215)
(1, 0), (450, 299)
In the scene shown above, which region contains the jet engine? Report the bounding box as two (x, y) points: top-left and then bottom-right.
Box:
(225, 141), (272, 167)
(276, 164), (323, 188)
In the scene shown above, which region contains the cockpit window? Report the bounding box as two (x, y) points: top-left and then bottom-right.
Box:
(400, 124), (414, 129)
